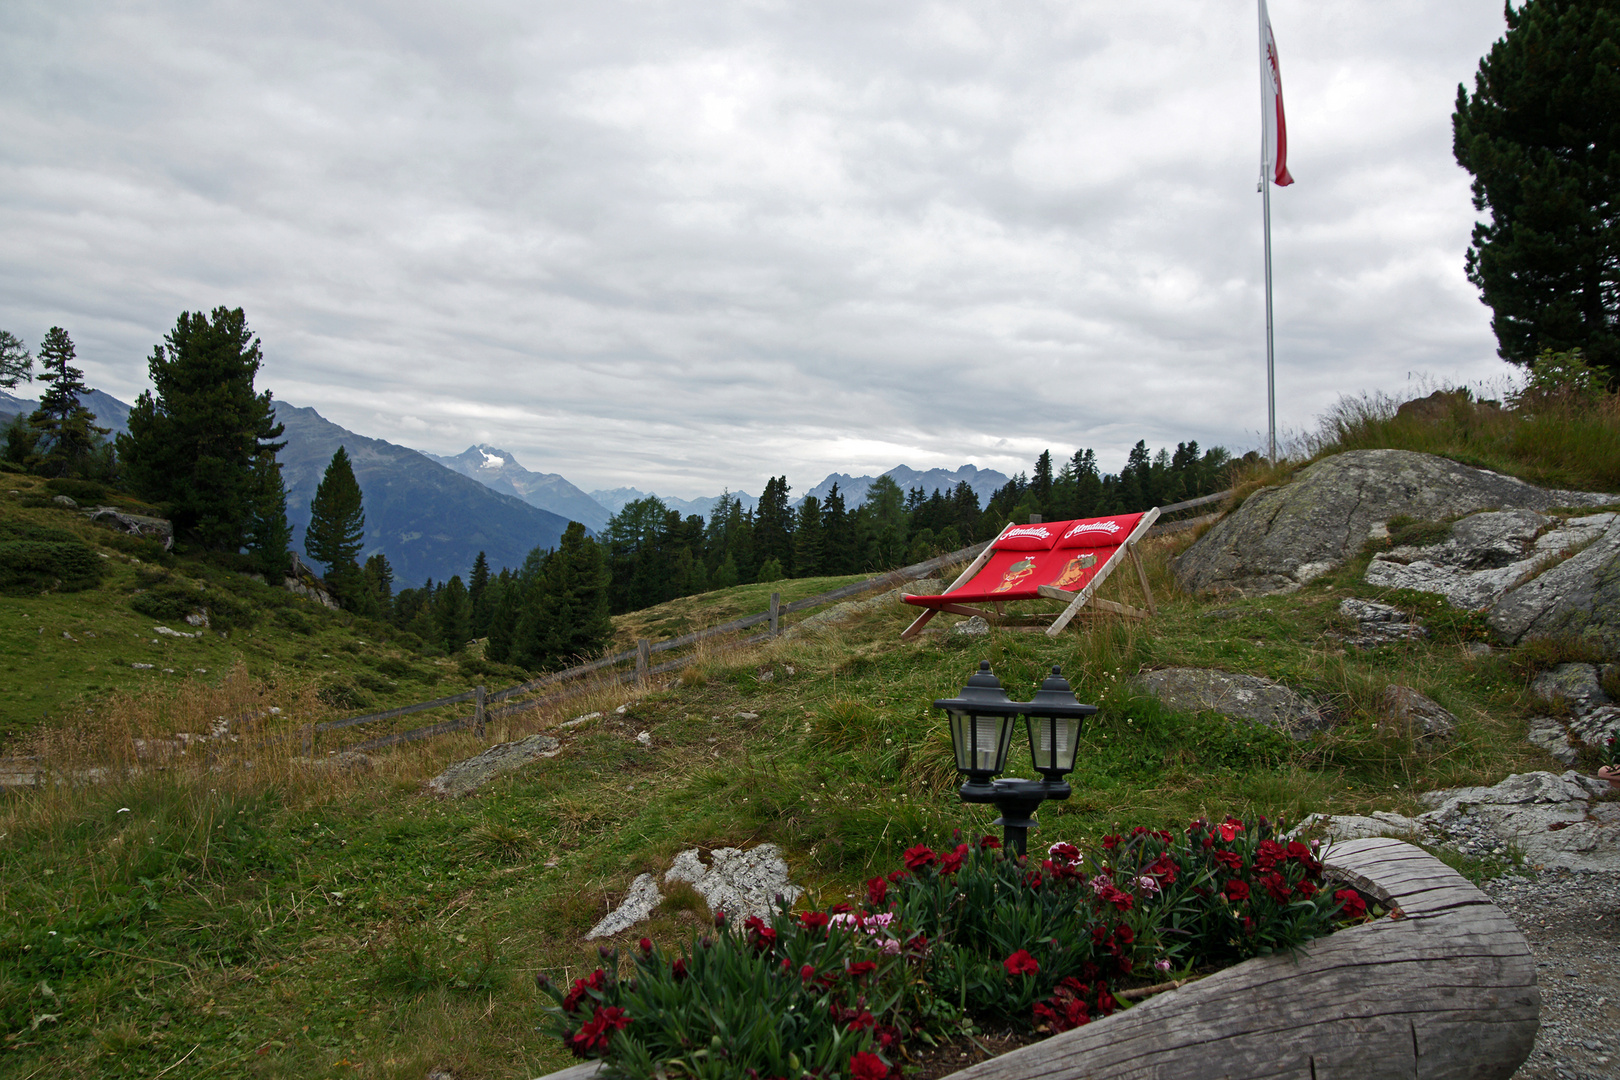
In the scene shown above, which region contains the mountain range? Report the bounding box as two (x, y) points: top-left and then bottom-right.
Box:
(3, 387), (1012, 583)
(427, 445), (612, 532)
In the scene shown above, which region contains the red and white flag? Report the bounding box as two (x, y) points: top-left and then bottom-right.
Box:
(1259, 0), (1294, 187)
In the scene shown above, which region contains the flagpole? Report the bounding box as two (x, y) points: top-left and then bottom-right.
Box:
(1258, 0), (1277, 465)
(1262, 159), (1276, 465)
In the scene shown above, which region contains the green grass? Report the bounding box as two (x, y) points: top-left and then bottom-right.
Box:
(1, 392), (1615, 1078)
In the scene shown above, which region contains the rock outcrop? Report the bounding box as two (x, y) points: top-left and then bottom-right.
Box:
(1136, 668), (1331, 739)
(1300, 770), (1620, 873)
(423, 733), (561, 798)
(1174, 449), (1614, 596)
(584, 844), (802, 940)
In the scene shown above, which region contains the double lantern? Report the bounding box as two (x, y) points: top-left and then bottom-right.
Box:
(933, 661), (1097, 855)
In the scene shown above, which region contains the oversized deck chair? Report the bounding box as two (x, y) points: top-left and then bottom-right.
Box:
(899, 508), (1160, 639)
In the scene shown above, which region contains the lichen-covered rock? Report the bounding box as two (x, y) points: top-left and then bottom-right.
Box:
(1416, 770), (1620, 874)
(1331, 598), (1428, 648)
(1136, 667), (1330, 739)
(1294, 810), (1425, 842)
(585, 874), (663, 940)
(1379, 685), (1457, 740)
(1526, 717), (1579, 765)
(1363, 509), (1553, 609)
(423, 733), (561, 798)
(1489, 516), (1620, 654)
(1174, 449), (1613, 596)
(1530, 663), (1611, 716)
(665, 844), (802, 921)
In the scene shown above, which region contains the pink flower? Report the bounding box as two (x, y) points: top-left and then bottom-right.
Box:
(1136, 875), (1160, 894)
(1155, 958), (1172, 973)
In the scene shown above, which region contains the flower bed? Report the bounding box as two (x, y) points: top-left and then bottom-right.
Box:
(535, 816), (1369, 1079)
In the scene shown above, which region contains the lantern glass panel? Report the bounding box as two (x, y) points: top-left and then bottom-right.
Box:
(950, 709), (1014, 774)
(1028, 714), (1081, 773)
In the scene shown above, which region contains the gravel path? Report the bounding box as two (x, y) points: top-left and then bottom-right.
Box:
(1483, 869), (1620, 1079)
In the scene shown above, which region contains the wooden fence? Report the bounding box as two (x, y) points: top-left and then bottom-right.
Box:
(310, 490), (1230, 756)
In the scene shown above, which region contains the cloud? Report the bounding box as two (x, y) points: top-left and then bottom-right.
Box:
(0, 0), (1509, 498)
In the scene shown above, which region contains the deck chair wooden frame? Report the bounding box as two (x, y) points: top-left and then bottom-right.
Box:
(900, 507), (1160, 639)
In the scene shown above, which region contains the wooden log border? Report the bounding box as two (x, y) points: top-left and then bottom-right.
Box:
(531, 838), (1537, 1080)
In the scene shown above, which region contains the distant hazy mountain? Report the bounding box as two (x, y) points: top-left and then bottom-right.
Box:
(800, 464), (1009, 509)
(426, 445), (610, 532)
(275, 404), (573, 587)
(0, 388), (132, 437)
(589, 487), (758, 520)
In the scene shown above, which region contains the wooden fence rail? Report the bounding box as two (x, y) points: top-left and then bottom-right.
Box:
(321, 490), (1233, 756)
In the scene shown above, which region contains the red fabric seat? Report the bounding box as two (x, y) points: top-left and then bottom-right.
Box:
(903, 512), (1150, 607)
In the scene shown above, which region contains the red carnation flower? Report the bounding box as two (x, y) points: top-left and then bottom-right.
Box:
(903, 844), (937, 870)
(847, 960), (878, 980)
(939, 850), (964, 874)
(1213, 850), (1243, 872)
(1003, 949), (1040, 977)
(886, 868), (910, 884)
(1223, 880), (1250, 902)
(849, 1052), (888, 1080)
(1260, 872), (1292, 902)
(978, 835), (1002, 850)
(562, 969), (606, 1013)
(866, 877), (888, 906)
(1334, 888), (1368, 920)
(798, 911), (830, 932)
(672, 957), (688, 981)
(1217, 819), (1244, 842)
(639, 937), (653, 955)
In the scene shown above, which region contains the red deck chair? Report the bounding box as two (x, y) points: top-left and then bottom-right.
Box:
(899, 508), (1161, 639)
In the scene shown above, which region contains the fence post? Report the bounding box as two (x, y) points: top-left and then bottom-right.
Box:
(636, 639), (651, 686)
(474, 685), (487, 738)
(769, 592), (781, 636)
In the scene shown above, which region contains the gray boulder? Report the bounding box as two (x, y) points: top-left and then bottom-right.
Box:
(1332, 598), (1428, 648)
(1174, 449), (1614, 596)
(1488, 515), (1620, 652)
(1379, 685), (1457, 740)
(1416, 770), (1619, 874)
(423, 733), (561, 798)
(1363, 509), (1552, 609)
(1525, 717), (1579, 765)
(585, 874), (663, 940)
(1530, 663), (1611, 715)
(1136, 667), (1330, 739)
(665, 844), (802, 920)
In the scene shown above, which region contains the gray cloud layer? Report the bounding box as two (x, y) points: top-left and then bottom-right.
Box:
(1, 1), (1507, 498)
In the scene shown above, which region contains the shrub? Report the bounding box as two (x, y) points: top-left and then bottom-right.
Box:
(0, 537), (102, 593)
(129, 581), (253, 630)
(43, 477), (110, 504)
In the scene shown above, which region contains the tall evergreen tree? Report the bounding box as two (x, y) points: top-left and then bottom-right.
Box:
(820, 483), (853, 573)
(1454, 0), (1620, 380)
(753, 476), (794, 576)
(364, 553), (395, 619)
(118, 308), (285, 550)
(0, 331), (31, 389)
(27, 328), (106, 478)
(510, 524), (613, 670)
(436, 575), (472, 652)
(245, 450), (293, 578)
(793, 495), (824, 577)
(305, 446), (367, 605)
(468, 551), (493, 636)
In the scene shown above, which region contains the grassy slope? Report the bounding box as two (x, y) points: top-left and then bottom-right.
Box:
(0, 513), (1578, 1080)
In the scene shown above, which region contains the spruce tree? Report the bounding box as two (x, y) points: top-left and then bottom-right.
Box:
(753, 476), (794, 576)
(436, 575), (472, 652)
(27, 328), (106, 478)
(245, 450), (293, 578)
(793, 495), (824, 577)
(364, 553), (395, 619)
(305, 446), (367, 605)
(468, 551), (492, 636)
(1454, 0), (1620, 380)
(118, 308), (285, 549)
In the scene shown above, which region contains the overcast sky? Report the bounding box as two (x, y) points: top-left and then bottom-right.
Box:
(1, 1), (1511, 500)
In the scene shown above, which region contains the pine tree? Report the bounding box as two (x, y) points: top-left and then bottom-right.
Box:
(364, 553), (395, 619)
(754, 476), (794, 577)
(510, 524), (612, 670)
(118, 308), (285, 550)
(305, 446), (367, 605)
(0, 331), (31, 390)
(820, 484), (853, 573)
(1454, 0), (1620, 380)
(27, 328), (106, 478)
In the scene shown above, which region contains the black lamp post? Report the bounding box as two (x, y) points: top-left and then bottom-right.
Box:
(934, 662), (1097, 856)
